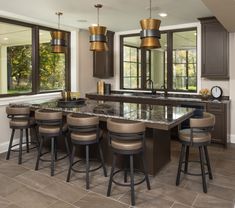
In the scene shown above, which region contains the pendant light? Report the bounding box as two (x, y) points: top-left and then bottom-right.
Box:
(140, 0), (161, 48)
(89, 4), (108, 52)
(51, 12), (67, 53)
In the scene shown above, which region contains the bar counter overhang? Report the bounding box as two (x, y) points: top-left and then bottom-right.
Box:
(15, 99), (194, 175)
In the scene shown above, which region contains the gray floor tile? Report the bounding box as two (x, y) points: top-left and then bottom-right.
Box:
(0, 162), (29, 178)
(183, 179), (235, 202)
(145, 182), (198, 206)
(14, 170), (57, 190)
(0, 174), (24, 197)
(193, 194), (234, 208)
(40, 181), (88, 204)
(73, 192), (128, 208)
(119, 190), (174, 208)
(48, 200), (79, 208)
(171, 203), (192, 208)
(0, 196), (11, 208)
(5, 186), (57, 208)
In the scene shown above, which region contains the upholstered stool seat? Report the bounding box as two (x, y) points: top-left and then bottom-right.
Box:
(176, 112), (215, 193)
(107, 118), (150, 206)
(35, 109), (70, 176)
(179, 129), (211, 143)
(6, 105), (38, 164)
(66, 113), (107, 189)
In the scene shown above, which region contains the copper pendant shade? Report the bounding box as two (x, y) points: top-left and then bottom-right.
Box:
(51, 12), (67, 53)
(89, 4), (108, 52)
(140, 0), (161, 49)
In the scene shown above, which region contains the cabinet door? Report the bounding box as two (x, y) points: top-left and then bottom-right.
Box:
(93, 31), (114, 78)
(200, 17), (229, 79)
(207, 103), (226, 146)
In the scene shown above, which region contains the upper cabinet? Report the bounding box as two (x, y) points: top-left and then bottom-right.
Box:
(93, 31), (114, 79)
(199, 17), (229, 79)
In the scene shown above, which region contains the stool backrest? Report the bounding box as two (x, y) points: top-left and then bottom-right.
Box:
(35, 109), (62, 126)
(107, 118), (146, 143)
(6, 106), (30, 120)
(190, 112), (215, 129)
(67, 113), (99, 133)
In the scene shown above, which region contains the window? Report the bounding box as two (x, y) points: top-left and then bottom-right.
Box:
(123, 45), (141, 88)
(0, 18), (70, 97)
(0, 22), (32, 95)
(39, 30), (66, 92)
(120, 28), (197, 92)
(172, 30), (197, 91)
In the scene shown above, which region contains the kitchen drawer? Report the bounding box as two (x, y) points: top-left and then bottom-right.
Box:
(207, 103), (224, 112)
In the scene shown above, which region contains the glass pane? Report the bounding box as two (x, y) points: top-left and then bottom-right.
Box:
(0, 22), (32, 95)
(130, 47), (137, 62)
(123, 78), (131, 88)
(173, 30), (197, 91)
(39, 30), (65, 92)
(150, 33), (167, 89)
(124, 62), (131, 76)
(124, 46), (130, 61)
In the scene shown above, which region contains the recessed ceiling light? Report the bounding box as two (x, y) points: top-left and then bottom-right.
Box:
(159, 13), (167, 17)
(77, 19), (88, 23)
(3, 37), (8, 40)
(91, 23), (97, 26)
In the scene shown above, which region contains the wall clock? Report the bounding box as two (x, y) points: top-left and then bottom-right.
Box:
(211, 86), (223, 99)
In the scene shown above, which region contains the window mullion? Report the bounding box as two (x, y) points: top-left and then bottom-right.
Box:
(32, 26), (39, 94)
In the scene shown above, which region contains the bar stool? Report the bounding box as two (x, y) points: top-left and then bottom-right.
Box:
(6, 105), (37, 164)
(176, 112), (215, 193)
(66, 113), (107, 190)
(35, 109), (70, 176)
(107, 118), (150, 206)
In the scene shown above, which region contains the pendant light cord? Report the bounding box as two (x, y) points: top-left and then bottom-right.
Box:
(56, 12), (63, 30)
(97, 7), (100, 26)
(149, 0), (152, 19)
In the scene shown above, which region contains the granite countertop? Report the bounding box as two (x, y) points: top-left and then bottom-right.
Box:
(15, 99), (194, 130)
(86, 92), (230, 104)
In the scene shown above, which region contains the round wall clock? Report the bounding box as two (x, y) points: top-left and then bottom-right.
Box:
(211, 86), (223, 99)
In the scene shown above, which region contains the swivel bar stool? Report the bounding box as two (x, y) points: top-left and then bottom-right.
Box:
(176, 112), (215, 193)
(66, 113), (107, 190)
(6, 105), (37, 164)
(35, 109), (70, 176)
(107, 118), (151, 206)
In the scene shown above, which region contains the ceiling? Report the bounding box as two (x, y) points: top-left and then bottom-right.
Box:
(201, 0), (235, 32)
(0, 0), (213, 32)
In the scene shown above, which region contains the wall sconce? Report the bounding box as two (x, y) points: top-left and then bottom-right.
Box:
(51, 12), (67, 53)
(89, 4), (108, 52)
(140, 0), (161, 48)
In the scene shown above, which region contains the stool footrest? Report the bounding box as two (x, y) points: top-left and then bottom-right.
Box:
(181, 160), (209, 176)
(39, 151), (69, 162)
(71, 159), (102, 173)
(112, 169), (146, 187)
(11, 142), (37, 152)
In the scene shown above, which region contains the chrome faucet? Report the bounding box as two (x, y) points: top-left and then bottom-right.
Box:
(146, 79), (156, 95)
(161, 85), (168, 97)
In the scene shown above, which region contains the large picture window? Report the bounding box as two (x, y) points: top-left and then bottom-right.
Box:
(120, 28), (197, 92)
(0, 18), (70, 97)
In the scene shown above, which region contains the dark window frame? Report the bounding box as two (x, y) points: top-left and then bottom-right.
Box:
(0, 17), (71, 98)
(120, 27), (197, 93)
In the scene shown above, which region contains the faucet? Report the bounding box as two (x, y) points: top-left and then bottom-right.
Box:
(161, 85), (168, 97)
(146, 79), (156, 95)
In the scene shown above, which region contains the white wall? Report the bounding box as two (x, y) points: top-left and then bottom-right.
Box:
(229, 33), (235, 143)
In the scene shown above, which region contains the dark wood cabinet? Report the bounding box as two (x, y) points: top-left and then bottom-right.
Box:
(206, 102), (229, 147)
(199, 17), (229, 79)
(93, 31), (114, 78)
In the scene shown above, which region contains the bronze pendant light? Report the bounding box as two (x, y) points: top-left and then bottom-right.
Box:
(140, 0), (161, 48)
(89, 4), (108, 52)
(51, 12), (67, 53)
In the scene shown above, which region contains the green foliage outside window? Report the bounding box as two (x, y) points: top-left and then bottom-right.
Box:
(7, 43), (65, 93)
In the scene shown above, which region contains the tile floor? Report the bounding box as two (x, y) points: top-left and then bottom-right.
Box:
(0, 141), (234, 208)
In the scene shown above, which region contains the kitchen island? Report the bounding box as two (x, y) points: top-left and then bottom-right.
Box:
(18, 99), (194, 175)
